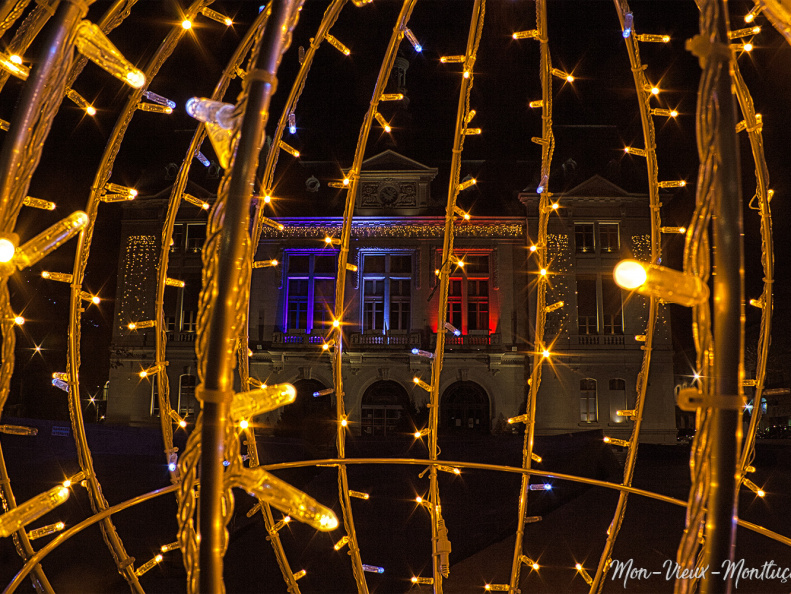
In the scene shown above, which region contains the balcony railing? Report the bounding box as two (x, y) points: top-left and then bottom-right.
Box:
(572, 334), (625, 346)
(430, 332), (501, 348)
(272, 332), (327, 346)
(350, 332), (421, 348)
(166, 332), (196, 343)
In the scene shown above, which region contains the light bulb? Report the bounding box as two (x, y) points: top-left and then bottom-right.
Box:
(0, 238), (15, 263)
(181, 19), (192, 29)
(613, 260), (647, 289)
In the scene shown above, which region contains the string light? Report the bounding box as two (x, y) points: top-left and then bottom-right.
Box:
(138, 364), (163, 378)
(195, 150), (211, 167)
(576, 564), (593, 586)
(622, 12), (633, 38)
(544, 301), (564, 312)
(741, 478), (765, 497)
(413, 377), (432, 392)
(252, 259), (279, 268)
(744, 5), (761, 23)
(617, 409), (638, 418)
(507, 414), (529, 424)
(457, 177), (477, 192)
(229, 384), (297, 421)
(134, 554), (163, 576)
(9, 211), (89, 271)
(550, 68), (574, 82)
(749, 298), (764, 308)
(374, 111), (392, 133)
(660, 226), (686, 234)
(0, 425), (37, 436)
(324, 236), (341, 246)
(65, 88), (96, 116)
(260, 217), (284, 231)
(23, 196), (56, 210)
(80, 291), (101, 305)
(603, 436), (631, 448)
(0, 54), (29, 79)
(165, 277), (186, 287)
(634, 33), (671, 42)
(362, 564), (384, 574)
(440, 55), (465, 63)
(380, 93), (404, 102)
(411, 348), (434, 359)
(137, 102), (173, 114)
(143, 90), (176, 109)
(27, 521), (66, 540)
(484, 584), (509, 591)
(313, 388), (334, 397)
(657, 180), (686, 188)
(161, 542), (180, 553)
(527, 483), (552, 491)
(199, 6), (233, 26)
(623, 146), (647, 156)
(288, 112), (296, 134)
(0, 485), (70, 537)
(513, 29), (539, 40)
(128, 320), (156, 330)
(74, 22), (145, 88)
(404, 28), (422, 52)
(411, 577), (433, 585)
(181, 19), (192, 30)
(279, 141), (300, 158)
(168, 409), (187, 429)
(349, 491), (370, 500)
(613, 259), (709, 307)
(529, 99), (543, 108)
(334, 536), (349, 550)
(325, 34), (351, 56)
(185, 98), (235, 129)
(414, 428), (430, 438)
(729, 26), (761, 39)
(443, 321), (461, 336)
(650, 108), (678, 117)
(292, 570), (307, 581)
(183, 193), (210, 210)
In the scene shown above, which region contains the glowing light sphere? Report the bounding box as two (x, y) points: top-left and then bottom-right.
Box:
(181, 19), (192, 29)
(13, 316), (24, 325)
(0, 237), (15, 262)
(86, 106), (97, 116)
(613, 260), (648, 289)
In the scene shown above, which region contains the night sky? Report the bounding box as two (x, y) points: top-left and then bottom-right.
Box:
(5, 0), (790, 417)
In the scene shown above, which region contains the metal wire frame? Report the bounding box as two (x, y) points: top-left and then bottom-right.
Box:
(676, 1), (745, 592)
(11, 455), (791, 594)
(0, 2), (91, 591)
(327, 2), (421, 591)
(59, 2), (215, 589)
(508, 0), (555, 590)
(588, 1), (665, 590)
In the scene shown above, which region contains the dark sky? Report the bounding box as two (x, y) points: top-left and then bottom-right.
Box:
(5, 0), (790, 413)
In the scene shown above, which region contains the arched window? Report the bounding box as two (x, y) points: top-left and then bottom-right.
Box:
(442, 381), (490, 432)
(361, 381), (411, 437)
(609, 378), (627, 423)
(580, 379), (598, 423)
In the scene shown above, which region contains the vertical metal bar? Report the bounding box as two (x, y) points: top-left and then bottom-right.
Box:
(700, 0), (743, 590)
(197, 1), (298, 591)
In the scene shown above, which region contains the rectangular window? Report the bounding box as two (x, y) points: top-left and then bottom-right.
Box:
(580, 379), (598, 423)
(599, 223), (620, 253)
(178, 375), (197, 418)
(575, 223), (595, 253)
(577, 276), (598, 334)
(361, 253), (412, 332)
(186, 223), (206, 253)
(609, 378), (627, 423)
(284, 252), (336, 333)
(446, 252), (491, 334)
(601, 278), (623, 334)
(171, 224), (185, 253)
(181, 280), (200, 333)
(150, 380), (159, 416)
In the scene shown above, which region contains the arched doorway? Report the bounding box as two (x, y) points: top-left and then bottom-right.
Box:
(442, 381), (490, 432)
(360, 380), (412, 437)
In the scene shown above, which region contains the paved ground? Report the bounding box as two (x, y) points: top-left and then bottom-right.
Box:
(0, 420), (789, 593)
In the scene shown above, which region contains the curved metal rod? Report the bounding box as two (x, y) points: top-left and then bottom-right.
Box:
(260, 456), (791, 547)
(4, 484), (181, 594)
(0, 1), (88, 590)
(426, 2), (485, 591)
(193, 1), (299, 590)
(153, 3), (267, 475)
(328, 2), (419, 591)
(508, 0), (554, 589)
(5, 457), (790, 594)
(64, 1), (212, 589)
(729, 64), (773, 482)
(590, 1), (665, 590)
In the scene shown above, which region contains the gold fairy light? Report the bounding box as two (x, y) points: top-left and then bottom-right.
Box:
(137, 102), (173, 114)
(634, 33), (670, 42)
(165, 277), (185, 287)
(325, 33), (351, 56)
(183, 194), (210, 210)
(23, 196), (56, 210)
(512, 29), (539, 39)
(74, 22), (145, 88)
(0, 485), (70, 537)
(199, 6), (233, 26)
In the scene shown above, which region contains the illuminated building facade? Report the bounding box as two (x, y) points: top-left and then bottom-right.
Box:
(107, 156), (675, 443)
(521, 175), (677, 444)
